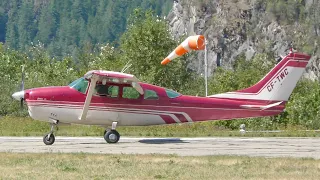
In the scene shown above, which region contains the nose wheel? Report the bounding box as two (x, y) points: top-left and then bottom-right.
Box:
(43, 121), (58, 145)
(43, 133), (55, 145)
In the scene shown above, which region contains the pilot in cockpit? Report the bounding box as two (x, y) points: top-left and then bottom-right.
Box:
(95, 84), (109, 96)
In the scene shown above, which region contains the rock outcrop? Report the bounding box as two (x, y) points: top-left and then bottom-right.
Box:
(167, 0), (320, 81)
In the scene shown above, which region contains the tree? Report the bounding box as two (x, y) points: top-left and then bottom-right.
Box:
(36, 1), (57, 45)
(5, 0), (20, 49)
(17, 0), (36, 50)
(0, 5), (8, 42)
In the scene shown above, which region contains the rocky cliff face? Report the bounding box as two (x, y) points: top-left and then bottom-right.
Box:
(167, 0), (320, 81)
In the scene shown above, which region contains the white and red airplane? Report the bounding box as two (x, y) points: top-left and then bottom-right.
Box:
(11, 50), (311, 145)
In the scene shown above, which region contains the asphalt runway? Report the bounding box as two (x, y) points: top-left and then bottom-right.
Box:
(0, 137), (319, 159)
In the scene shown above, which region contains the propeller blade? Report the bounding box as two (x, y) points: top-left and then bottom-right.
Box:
(18, 65), (25, 111)
(20, 98), (24, 110)
(21, 65), (25, 91)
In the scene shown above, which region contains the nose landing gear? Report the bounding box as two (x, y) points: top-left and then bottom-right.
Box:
(43, 133), (55, 145)
(43, 120), (58, 145)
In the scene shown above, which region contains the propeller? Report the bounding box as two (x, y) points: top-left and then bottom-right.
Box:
(20, 65), (25, 109)
(12, 65), (26, 110)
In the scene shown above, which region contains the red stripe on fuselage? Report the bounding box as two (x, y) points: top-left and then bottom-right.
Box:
(286, 61), (309, 68)
(159, 115), (176, 124)
(175, 114), (189, 123)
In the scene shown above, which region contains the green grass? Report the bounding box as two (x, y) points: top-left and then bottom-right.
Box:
(1, 116), (320, 137)
(0, 153), (319, 179)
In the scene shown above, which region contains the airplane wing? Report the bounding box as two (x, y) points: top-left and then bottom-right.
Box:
(240, 101), (283, 110)
(79, 70), (144, 121)
(84, 70), (144, 95)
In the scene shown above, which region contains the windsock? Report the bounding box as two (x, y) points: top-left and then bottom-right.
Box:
(161, 35), (205, 65)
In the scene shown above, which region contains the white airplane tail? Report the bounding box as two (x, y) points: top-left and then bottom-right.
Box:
(210, 52), (311, 102)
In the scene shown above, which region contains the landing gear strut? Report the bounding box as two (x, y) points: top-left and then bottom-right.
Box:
(43, 120), (58, 145)
(104, 122), (120, 143)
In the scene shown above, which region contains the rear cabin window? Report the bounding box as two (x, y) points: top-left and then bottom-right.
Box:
(68, 77), (88, 94)
(94, 85), (119, 98)
(122, 87), (140, 99)
(144, 90), (159, 100)
(165, 89), (181, 99)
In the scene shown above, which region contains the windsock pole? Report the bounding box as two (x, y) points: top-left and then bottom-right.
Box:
(204, 39), (208, 97)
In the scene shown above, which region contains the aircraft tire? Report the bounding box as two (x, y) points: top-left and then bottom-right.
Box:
(103, 128), (111, 136)
(43, 134), (55, 145)
(104, 130), (120, 143)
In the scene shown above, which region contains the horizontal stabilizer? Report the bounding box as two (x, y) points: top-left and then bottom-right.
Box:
(240, 101), (283, 110)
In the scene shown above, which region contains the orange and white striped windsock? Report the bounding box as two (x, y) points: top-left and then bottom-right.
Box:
(161, 35), (205, 65)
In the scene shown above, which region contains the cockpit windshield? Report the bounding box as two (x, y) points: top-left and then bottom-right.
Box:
(165, 89), (181, 99)
(68, 77), (89, 94)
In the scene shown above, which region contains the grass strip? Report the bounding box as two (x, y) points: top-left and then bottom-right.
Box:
(0, 153), (319, 180)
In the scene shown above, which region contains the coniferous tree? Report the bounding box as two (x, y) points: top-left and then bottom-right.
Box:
(17, 0), (36, 50)
(36, 1), (57, 45)
(0, 8), (7, 42)
(5, 0), (20, 49)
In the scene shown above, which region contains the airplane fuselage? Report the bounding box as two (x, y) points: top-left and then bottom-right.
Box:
(24, 83), (284, 127)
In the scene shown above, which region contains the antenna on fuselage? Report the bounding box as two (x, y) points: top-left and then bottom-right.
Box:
(121, 60), (132, 73)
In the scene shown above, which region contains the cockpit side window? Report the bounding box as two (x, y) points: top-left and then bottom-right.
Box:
(144, 90), (159, 100)
(68, 77), (88, 94)
(94, 85), (119, 98)
(122, 87), (140, 99)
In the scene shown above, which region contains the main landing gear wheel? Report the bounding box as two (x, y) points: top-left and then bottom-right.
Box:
(104, 130), (120, 144)
(103, 129), (109, 136)
(43, 133), (55, 145)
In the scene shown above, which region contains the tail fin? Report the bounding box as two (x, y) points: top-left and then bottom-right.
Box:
(210, 52), (311, 102)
